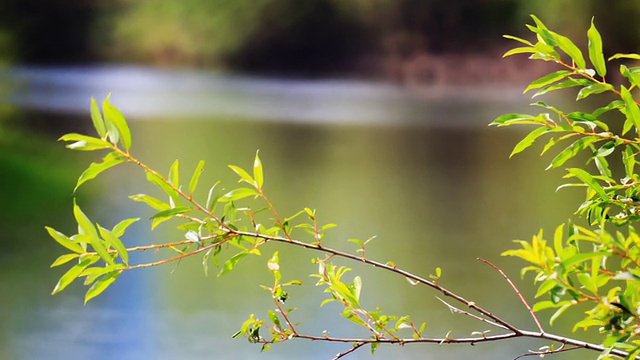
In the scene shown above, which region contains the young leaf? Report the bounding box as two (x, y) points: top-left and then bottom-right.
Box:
(59, 133), (113, 151)
(88, 234), (115, 266)
(111, 218), (140, 238)
(169, 159), (180, 187)
(253, 151), (264, 189)
(219, 188), (259, 202)
(73, 201), (99, 239)
(188, 160), (205, 195)
(90, 97), (107, 138)
(129, 194), (171, 211)
(149, 206), (192, 219)
(84, 270), (121, 303)
(503, 34), (534, 46)
(75, 151), (128, 192)
(566, 168), (608, 201)
(228, 165), (254, 185)
(587, 18), (606, 77)
(576, 83), (613, 100)
(45, 226), (85, 253)
(51, 257), (94, 294)
(102, 97), (132, 151)
(502, 46), (537, 57)
(206, 181), (221, 211)
(510, 126), (549, 157)
(620, 86), (640, 133)
(51, 253), (80, 267)
(609, 53), (640, 61)
(489, 113), (536, 126)
(620, 65), (640, 88)
(524, 70), (571, 93)
(98, 225), (129, 265)
(218, 251), (248, 276)
(547, 137), (601, 169)
(146, 171), (181, 206)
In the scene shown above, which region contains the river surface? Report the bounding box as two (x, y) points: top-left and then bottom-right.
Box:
(0, 66), (592, 359)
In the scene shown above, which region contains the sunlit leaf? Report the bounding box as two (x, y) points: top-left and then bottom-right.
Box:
(51, 253), (80, 267)
(503, 34), (534, 46)
(608, 53), (640, 61)
(90, 97), (107, 138)
(510, 126), (549, 157)
(219, 188), (259, 202)
(169, 159), (179, 187)
(253, 151), (264, 189)
(502, 46), (537, 57)
(98, 225), (129, 265)
(45, 226), (85, 253)
(146, 171), (181, 206)
(576, 83), (613, 100)
(587, 18), (606, 77)
(188, 160), (205, 195)
(51, 257), (94, 294)
(621, 86), (640, 134)
(524, 70), (571, 93)
(218, 251), (248, 276)
(228, 165), (254, 185)
(102, 96), (131, 151)
(620, 65), (640, 89)
(150, 206), (192, 219)
(84, 270), (121, 303)
(59, 133), (113, 151)
(75, 151), (127, 192)
(73, 201), (99, 239)
(111, 218), (140, 238)
(547, 136), (601, 169)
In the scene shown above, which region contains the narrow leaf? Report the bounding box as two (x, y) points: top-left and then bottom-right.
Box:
(51, 257), (93, 294)
(129, 194), (171, 211)
(73, 202), (99, 239)
(169, 159), (179, 187)
(150, 206), (192, 219)
(228, 165), (254, 185)
(51, 253), (80, 267)
(218, 251), (248, 276)
(84, 271), (121, 303)
(146, 171), (181, 206)
(90, 97), (107, 138)
(45, 226), (85, 253)
(75, 151), (127, 191)
(510, 126), (549, 157)
(587, 18), (606, 77)
(576, 83), (613, 100)
(188, 160), (205, 195)
(609, 53), (640, 61)
(59, 133), (113, 151)
(253, 151), (264, 189)
(566, 168), (608, 201)
(111, 218), (140, 238)
(621, 86), (640, 133)
(103, 97), (132, 151)
(219, 188), (259, 202)
(547, 137), (600, 169)
(524, 70), (571, 93)
(98, 225), (129, 265)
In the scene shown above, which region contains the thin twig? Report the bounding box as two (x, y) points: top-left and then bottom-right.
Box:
(478, 258), (544, 333)
(333, 342), (366, 360)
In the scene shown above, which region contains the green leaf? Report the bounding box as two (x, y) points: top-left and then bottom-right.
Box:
(51, 253), (80, 267)
(102, 97), (132, 151)
(149, 206), (192, 219)
(111, 218), (140, 238)
(218, 251), (248, 276)
(51, 257), (94, 294)
(205, 181), (221, 211)
(73, 201), (99, 239)
(188, 160), (205, 195)
(59, 133), (113, 151)
(90, 97), (107, 138)
(510, 126), (549, 157)
(503, 34), (534, 46)
(253, 151), (264, 189)
(146, 171), (181, 206)
(621, 85), (640, 133)
(502, 46), (537, 57)
(576, 83), (613, 100)
(98, 225), (129, 265)
(524, 70), (571, 93)
(84, 270), (121, 303)
(88, 234), (114, 266)
(220, 188), (259, 202)
(608, 53), (640, 61)
(620, 65), (640, 88)
(169, 159), (179, 187)
(587, 18), (606, 77)
(75, 151), (127, 192)
(228, 165), (254, 185)
(566, 168), (608, 201)
(129, 194), (171, 211)
(547, 136), (601, 169)
(556, 33), (586, 69)
(533, 78), (591, 97)
(592, 100), (624, 118)
(489, 113), (536, 126)
(45, 226), (85, 253)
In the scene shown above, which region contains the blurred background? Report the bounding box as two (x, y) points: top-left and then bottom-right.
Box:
(1, 1), (640, 359)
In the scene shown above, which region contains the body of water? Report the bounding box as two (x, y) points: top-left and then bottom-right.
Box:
(0, 66), (592, 359)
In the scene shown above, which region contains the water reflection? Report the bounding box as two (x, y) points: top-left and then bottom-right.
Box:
(1, 67), (591, 359)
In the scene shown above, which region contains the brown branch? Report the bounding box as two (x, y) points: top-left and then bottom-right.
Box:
(478, 258), (544, 333)
(333, 342), (366, 360)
